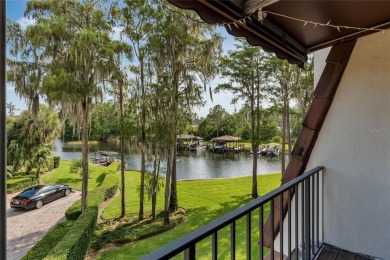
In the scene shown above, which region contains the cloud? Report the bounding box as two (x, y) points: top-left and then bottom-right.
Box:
(17, 17), (36, 30)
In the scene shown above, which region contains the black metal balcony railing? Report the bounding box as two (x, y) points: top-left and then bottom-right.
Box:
(143, 166), (324, 260)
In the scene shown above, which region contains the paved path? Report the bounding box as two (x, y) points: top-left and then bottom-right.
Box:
(6, 190), (81, 260)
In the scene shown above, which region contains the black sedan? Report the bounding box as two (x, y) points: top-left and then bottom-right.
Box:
(10, 184), (72, 210)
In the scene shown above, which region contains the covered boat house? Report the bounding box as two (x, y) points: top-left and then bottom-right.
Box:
(176, 134), (195, 150)
(210, 135), (244, 153)
(176, 134), (204, 150)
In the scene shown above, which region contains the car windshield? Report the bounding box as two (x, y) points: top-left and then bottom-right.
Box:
(18, 185), (46, 197)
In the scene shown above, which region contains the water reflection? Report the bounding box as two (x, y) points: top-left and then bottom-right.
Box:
(53, 139), (282, 180)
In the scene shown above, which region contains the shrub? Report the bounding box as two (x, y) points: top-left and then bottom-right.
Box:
(271, 135), (282, 143)
(22, 220), (75, 260)
(65, 171), (119, 220)
(69, 159), (82, 175)
(92, 209), (185, 250)
(46, 157), (54, 172)
(64, 200), (83, 221)
(53, 156), (60, 168)
(6, 166), (14, 178)
(7, 176), (37, 193)
(44, 207), (98, 260)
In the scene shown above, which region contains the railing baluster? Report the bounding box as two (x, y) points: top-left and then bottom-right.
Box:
(311, 176), (315, 256)
(280, 194), (283, 260)
(247, 212), (251, 260)
(184, 245), (195, 260)
(295, 185), (298, 260)
(316, 172), (320, 250)
(231, 221), (236, 260)
(304, 178), (311, 260)
(271, 199), (274, 260)
(288, 189), (291, 260)
(212, 232), (217, 260)
(260, 205), (264, 260)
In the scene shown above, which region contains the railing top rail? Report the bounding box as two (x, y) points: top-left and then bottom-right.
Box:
(142, 166), (324, 260)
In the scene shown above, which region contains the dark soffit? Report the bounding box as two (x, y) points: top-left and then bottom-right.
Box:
(167, 0), (390, 66)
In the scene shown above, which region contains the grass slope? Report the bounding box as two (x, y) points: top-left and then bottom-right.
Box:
(98, 172), (281, 259)
(43, 161), (118, 191)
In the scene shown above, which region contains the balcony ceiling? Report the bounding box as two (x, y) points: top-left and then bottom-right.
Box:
(167, 0), (390, 66)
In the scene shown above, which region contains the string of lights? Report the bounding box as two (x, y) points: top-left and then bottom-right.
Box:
(219, 9), (388, 35)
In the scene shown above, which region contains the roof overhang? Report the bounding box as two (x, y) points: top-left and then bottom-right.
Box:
(168, 0), (390, 67)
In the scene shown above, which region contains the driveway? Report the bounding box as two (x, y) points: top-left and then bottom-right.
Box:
(6, 190), (81, 260)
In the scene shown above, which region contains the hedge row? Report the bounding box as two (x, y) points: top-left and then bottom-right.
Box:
(7, 177), (38, 194)
(22, 220), (75, 260)
(47, 157), (54, 172)
(53, 156), (60, 168)
(65, 171), (119, 220)
(44, 207), (98, 260)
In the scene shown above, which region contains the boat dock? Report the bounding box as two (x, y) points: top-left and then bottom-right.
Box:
(209, 135), (245, 154)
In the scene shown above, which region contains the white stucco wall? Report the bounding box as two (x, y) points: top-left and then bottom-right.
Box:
(313, 47), (330, 87)
(305, 32), (390, 259)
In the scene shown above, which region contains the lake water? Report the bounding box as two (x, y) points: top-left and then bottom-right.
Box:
(53, 139), (282, 180)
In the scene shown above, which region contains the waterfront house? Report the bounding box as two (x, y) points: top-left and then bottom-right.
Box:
(145, 1), (390, 259)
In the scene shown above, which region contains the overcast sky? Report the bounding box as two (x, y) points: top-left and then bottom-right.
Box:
(6, 0), (242, 118)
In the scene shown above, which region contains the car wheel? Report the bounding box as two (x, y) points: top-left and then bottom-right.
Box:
(35, 200), (43, 209)
(64, 189), (71, 196)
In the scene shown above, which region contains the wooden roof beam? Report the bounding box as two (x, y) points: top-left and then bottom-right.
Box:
(244, 0), (279, 15)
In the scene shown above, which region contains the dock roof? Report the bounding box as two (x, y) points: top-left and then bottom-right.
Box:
(211, 135), (241, 142)
(177, 134), (194, 140)
(177, 134), (203, 141)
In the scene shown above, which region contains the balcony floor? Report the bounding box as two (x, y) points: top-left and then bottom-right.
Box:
(316, 244), (373, 260)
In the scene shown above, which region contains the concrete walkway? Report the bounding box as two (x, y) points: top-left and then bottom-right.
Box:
(6, 190), (81, 260)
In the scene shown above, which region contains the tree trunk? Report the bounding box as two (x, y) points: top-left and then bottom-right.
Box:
(250, 94), (258, 198)
(164, 152), (172, 225)
(169, 71), (179, 212)
(152, 193), (156, 220)
(36, 168), (41, 185)
(286, 101), (292, 160)
(151, 152), (159, 220)
(281, 92), (287, 175)
(120, 84), (126, 218)
(255, 79), (261, 198)
(81, 99), (89, 212)
(139, 56), (145, 220)
(169, 143), (178, 212)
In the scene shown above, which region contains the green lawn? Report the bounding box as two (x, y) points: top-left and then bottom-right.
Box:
(44, 160), (281, 259)
(98, 172), (281, 259)
(43, 160), (119, 191)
